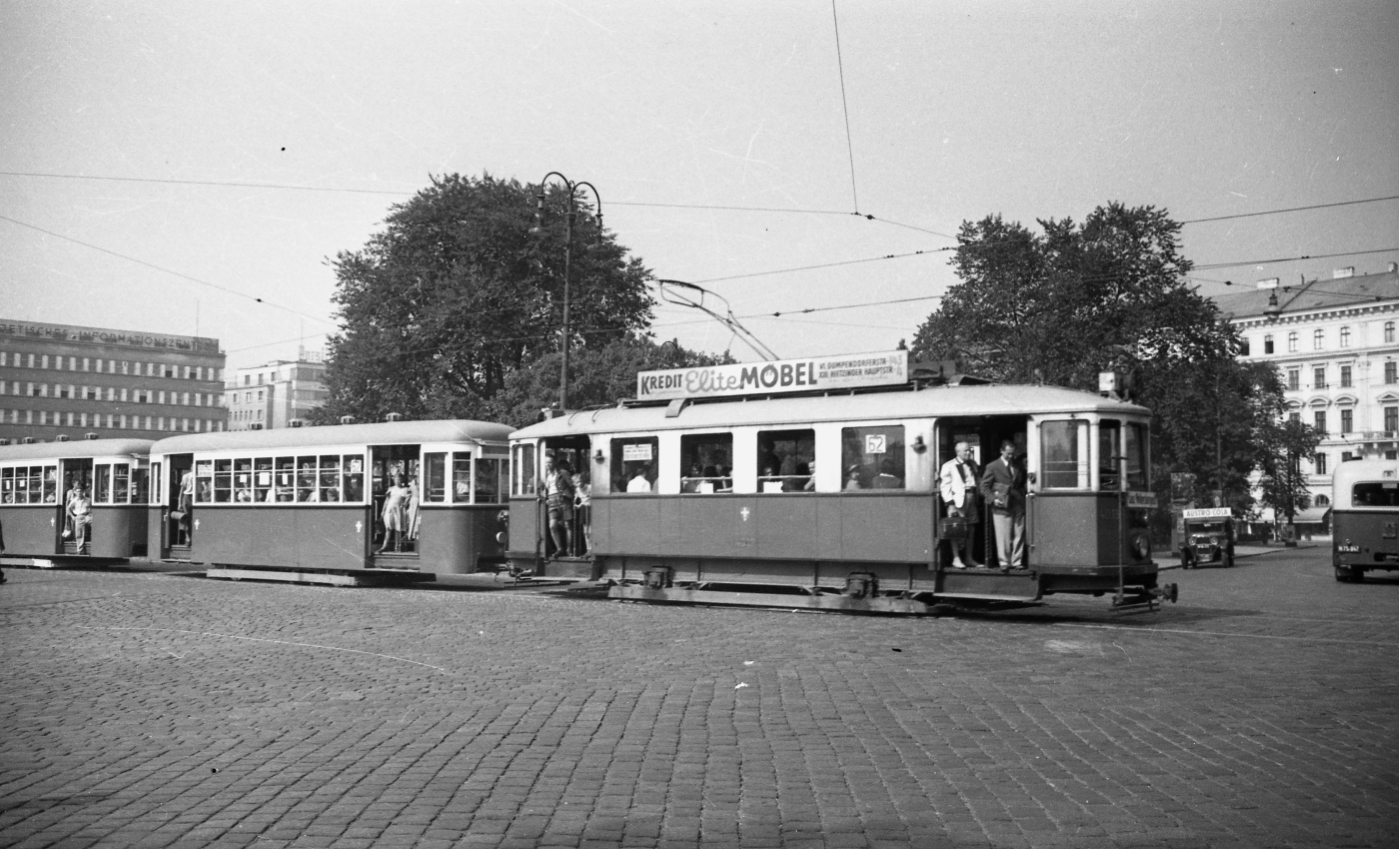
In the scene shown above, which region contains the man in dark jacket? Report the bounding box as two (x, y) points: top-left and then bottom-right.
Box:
(981, 439), (1028, 572)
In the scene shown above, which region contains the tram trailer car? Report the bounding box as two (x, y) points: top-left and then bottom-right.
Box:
(0, 437), (154, 560)
(148, 420), (513, 583)
(1331, 459), (1399, 582)
(506, 379), (1174, 613)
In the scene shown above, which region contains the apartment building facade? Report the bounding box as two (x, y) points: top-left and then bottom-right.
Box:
(225, 350), (328, 431)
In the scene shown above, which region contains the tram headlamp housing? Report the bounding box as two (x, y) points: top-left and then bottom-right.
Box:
(1130, 531), (1152, 562)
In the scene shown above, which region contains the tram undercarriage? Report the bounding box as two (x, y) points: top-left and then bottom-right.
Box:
(596, 557), (1176, 614)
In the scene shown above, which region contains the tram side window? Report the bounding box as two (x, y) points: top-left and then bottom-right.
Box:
(612, 436), (659, 493)
(757, 428), (814, 493)
(195, 460), (214, 503)
(344, 456), (364, 502)
(1, 467), (11, 503)
(841, 425), (905, 491)
(476, 456), (505, 504)
(452, 452), (472, 502)
(274, 458), (295, 501)
(319, 455), (341, 502)
(147, 462), (160, 505)
(1126, 423), (1149, 491)
(253, 458), (273, 501)
(0, 466), (48, 503)
(132, 464), (148, 504)
(94, 463), (112, 504)
(295, 456), (320, 502)
(423, 453), (447, 503)
(1041, 420), (1089, 489)
(214, 459), (234, 502)
(680, 433), (733, 493)
(511, 444), (536, 497)
(234, 458), (254, 502)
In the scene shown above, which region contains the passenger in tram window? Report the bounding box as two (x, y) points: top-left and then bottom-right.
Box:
(939, 442), (982, 569)
(872, 458), (903, 489)
(759, 441), (781, 479)
(845, 465), (864, 490)
(234, 488), (253, 502)
(377, 473), (412, 553)
(627, 464), (653, 493)
(68, 486), (93, 552)
(803, 460), (818, 491)
(682, 462), (704, 493)
(714, 465), (732, 493)
(572, 470), (591, 554)
(540, 456), (575, 555)
(981, 439), (1028, 572)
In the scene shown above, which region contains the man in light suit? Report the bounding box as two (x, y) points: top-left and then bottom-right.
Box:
(939, 441), (981, 568)
(980, 439), (1029, 572)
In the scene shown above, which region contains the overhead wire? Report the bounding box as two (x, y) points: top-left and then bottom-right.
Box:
(830, 0), (860, 213)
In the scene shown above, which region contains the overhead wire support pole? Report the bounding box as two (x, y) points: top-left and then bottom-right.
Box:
(831, 0), (859, 213)
(657, 279), (780, 362)
(532, 172), (603, 412)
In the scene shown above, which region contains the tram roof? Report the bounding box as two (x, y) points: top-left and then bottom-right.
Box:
(0, 438), (155, 462)
(150, 419), (514, 455)
(512, 382), (1150, 439)
(1332, 457), (1399, 499)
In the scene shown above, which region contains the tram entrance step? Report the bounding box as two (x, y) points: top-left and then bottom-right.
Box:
(936, 569), (1041, 602)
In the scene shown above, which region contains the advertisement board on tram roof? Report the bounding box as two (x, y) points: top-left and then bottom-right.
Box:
(636, 350), (909, 401)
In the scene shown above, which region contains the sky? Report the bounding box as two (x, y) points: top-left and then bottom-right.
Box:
(3, 0), (1397, 375)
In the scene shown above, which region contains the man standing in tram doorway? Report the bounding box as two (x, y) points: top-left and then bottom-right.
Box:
(939, 441), (982, 569)
(981, 439), (1028, 572)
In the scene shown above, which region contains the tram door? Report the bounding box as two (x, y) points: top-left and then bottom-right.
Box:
(538, 437), (591, 559)
(370, 446), (421, 559)
(165, 454), (195, 558)
(936, 416), (1031, 570)
(59, 458), (93, 553)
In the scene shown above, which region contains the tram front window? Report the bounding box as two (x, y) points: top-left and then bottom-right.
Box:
(1099, 421), (1122, 491)
(1126, 423), (1149, 491)
(476, 456), (506, 503)
(1041, 420), (1089, 489)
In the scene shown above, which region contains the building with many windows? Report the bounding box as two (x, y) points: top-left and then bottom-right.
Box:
(0, 319), (227, 444)
(224, 349), (329, 430)
(1215, 263), (1399, 531)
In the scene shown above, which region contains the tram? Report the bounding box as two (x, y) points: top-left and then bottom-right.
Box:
(505, 352), (1176, 613)
(148, 419), (513, 584)
(1331, 458), (1399, 582)
(0, 436), (153, 560)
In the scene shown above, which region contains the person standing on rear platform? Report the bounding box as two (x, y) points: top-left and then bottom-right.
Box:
(981, 440), (1028, 572)
(939, 442), (981, 569)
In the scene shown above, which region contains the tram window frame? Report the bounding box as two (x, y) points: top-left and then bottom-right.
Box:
(841, 425), (905, 492)
(1125, 423), (1148, 491)
(148, 462), (161, 505)
(295, 456), (318, 502)
(274, 457), (295, 502)
(343, 456), (365, 503)
(213, 459), (234, 503)
(131, 464), (147, 504)
(194, 460), (215, 503)
(424, 452), (447, 503)
(475, 454), (506, 504)
(445, 451), (470, 502)
(1099, 420), (1123, 491)
(511, 444), (536, 497)
(612, 436), (660, 494)
(233, 458), (254, 502)
(94, 464), (113, 504)
(1041, 420), (1090, 490)
(253, 458), (273, 502)
(1352, 481), (1399, 507)
(757, 428), (815, 493)
(318, 454), (342, 502)
(680, 432), (733, 494)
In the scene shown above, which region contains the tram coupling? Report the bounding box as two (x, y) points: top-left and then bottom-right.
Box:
(1111, 581), (1178, 611)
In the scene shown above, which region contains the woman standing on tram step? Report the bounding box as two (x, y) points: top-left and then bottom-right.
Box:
(378, 473), (412, 553)
(177, 467), (195, 545)
(406, 475), (422, 544)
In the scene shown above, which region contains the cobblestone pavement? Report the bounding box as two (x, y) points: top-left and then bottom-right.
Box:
(1, 548), (1396, 849)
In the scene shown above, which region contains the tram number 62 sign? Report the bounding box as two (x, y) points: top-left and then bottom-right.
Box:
(865, 434), (887, 454)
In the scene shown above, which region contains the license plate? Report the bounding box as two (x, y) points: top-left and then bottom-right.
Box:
(1337, 544), (1361, 553)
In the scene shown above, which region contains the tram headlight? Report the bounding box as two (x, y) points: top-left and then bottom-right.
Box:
(1130, 531), (1151, 562)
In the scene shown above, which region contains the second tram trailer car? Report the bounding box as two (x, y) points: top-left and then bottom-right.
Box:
(148, 419), (513, 585)
(505, 351), (1176, 613)
(1331, 458), (1399, 583)
(0, 436), (154, 562)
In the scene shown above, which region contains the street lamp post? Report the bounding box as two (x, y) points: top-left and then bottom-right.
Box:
(532, 172), (602, 412)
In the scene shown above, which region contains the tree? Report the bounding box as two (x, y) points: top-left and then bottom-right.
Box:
(313, 173), (655, 424)
(911, 202), (1294, 526)
(1256, 417), (1323, 538)
(486, 337), (735, 429)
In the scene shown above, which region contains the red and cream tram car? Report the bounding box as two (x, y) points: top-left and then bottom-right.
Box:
(0, 437), (153, 560)
(1331, 459), (1399, 583)
(148, 420), (512, 584)
(506, 352), (1175, 613)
